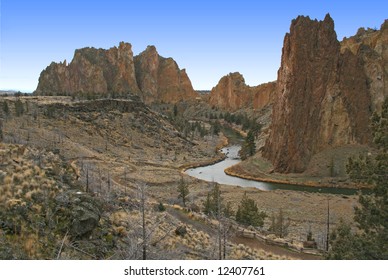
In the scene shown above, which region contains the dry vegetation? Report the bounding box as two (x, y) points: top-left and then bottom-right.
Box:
(0, 96), (359, 259)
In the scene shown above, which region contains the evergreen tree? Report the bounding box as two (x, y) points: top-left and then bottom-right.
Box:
(177, 176), (189, 207)
(203, 193), (212, 215)
(223, 201), (234, 218)
(239, 129), (256, 160)
(328, 98), (388, 259)
(203, 183), (222, 216)
(2, 101), (9, 116)
(15, 99), (24, 116)
(0, 118), (3, 141)
(235, 192), (266, 227)
(212, 121), (221, 135)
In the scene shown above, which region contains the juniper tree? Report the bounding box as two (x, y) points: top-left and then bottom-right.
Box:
(328, 98), (388, 259)
(239, 129), (256, 160)
(14, 99), (24, 116)
(235, 192), (266, 227)
(2, 101), (9, 116)
(177, 176), (189, 207)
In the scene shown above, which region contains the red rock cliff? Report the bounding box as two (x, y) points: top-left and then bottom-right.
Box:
(209, 72), (275, 111)
(341, 20), (388, 112)
(35, 43), (198, 104)
(134, 46), (198, 103)
(35, 42), (140, 96)
(263, 14), (376, 173)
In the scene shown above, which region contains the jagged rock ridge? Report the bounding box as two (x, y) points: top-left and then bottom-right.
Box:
(134, 46), (197, 104)
(35, 43), (198, 104)
(35, 42), (140, 96)
(209, 72), (276, 111)
(263, 14), (387, 173)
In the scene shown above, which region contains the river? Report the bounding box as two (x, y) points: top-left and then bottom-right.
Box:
(185, 145), (361, 195)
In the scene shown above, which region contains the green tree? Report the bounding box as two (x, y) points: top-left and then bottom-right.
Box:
(235, 192), (266, 227)
(157, 202), (166, 212)
(328, 220), (361, 259)
(14, 99), (24, 116)
(328, 98), (388, 259)
(203, 192), (212, 215)
(2, 101), (9, 116)
(203, 182), (222, 216)
(239, 129), (256, 160)
(223, 201), (234, 218)
(177, 176), (189, 207)
(0, 118), (3, 141)
(212, 121), (221, 135)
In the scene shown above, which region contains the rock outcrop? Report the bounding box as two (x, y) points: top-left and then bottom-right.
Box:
(341, 21), (388, 112)
(35, 42), (140, 96)
(134, 45), (198, 103)
(253, 82), (276, 110)
(262, 14), (386, 173)
(35, 43), (198, 103)
(209, 72), (275, 111)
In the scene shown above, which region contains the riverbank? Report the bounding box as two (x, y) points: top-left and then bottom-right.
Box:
(179, 133), (229, 172)
(225, 153), (371, 190)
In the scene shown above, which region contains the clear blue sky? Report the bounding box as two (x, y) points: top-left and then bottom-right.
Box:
(0, 0), (387, 92)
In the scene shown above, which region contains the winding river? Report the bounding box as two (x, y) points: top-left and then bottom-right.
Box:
(185, 145), (361, 195)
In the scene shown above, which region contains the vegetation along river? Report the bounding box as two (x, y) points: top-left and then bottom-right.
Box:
(185, 145), (361, 195)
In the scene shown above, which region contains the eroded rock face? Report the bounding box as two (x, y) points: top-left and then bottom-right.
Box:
(263, 14), (377, 173)
(35, 43), (198, 103)
(134, 46), (198, 103)
(209, 72), (275, 111)
(341, 20), (388, 112)
(36, 42), (140, 96)
(253, 82), (276, 110)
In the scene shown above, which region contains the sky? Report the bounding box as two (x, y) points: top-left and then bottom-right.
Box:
(0, 0), (387, 92)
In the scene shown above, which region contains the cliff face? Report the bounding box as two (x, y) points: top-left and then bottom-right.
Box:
(35, 43), (198, 104)
(209, 72), (275, 111)
(253, 82), (276, 110)
(134, 46), (198, 103)
(341, 20), (388, 112)
(263, 14), (378, 173)
(35, 42), (140, 96)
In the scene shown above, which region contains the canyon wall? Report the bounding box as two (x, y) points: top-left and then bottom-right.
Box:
(35, 43), (198, 103)
(209, 72), (275, 111)
(134, 46), (197, 104)
(263, 14), (387, 173)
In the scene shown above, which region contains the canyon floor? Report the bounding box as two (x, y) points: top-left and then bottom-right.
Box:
(0, 96), (361, 259)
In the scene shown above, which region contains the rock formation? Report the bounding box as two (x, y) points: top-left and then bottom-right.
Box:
(262, 14), (388, 173)
(253, 82), (276, 110)
(209, 72), (275, 111)
(134, 45), (197, 103)
(35, 42), (140, 96)
(341, 21), (388, 112)
(35, 43), (198, 103)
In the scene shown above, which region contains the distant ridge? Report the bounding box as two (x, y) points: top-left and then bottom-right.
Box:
(35, 42), (198, 104)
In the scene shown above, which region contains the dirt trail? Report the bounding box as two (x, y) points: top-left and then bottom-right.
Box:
(231, 236), (322, 260)
(167, 207), (322, 260)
